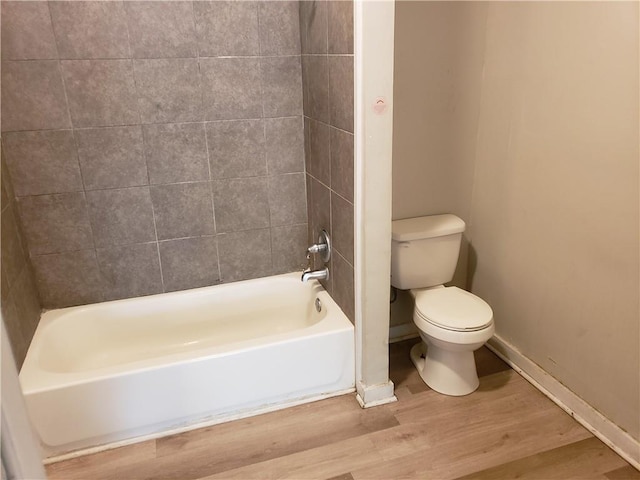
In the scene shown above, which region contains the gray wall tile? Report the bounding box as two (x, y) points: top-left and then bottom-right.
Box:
(143, 123), (209, 185)
(0, 164), (42, 367)
(159, 236), (220, 292)
(194, 1), (260, 57)
(298, 0), (311, 54)
(207, 120), (266, 179)
(330, 127), (354, 202)
(11, 268), (42, 357)
(213, 177), (270, 233)
(268, 173), (307, 227)
(201, 57), (262, 121)
(0, 146), (8, 208)
(331, 192), (354, 264)
(306, 119), (331, 185)
(3, 130), (83, 196)
(76, 126), (148, 190)
(217, 228), (272, 282)
(332, 251), (354, 322)
(328, 55), (354, 133)
(318, 253), (333, 293)
(0, 294), (26, 366)
(310, 0), (329, 54)
(300, 0), (328, 55)
(0, 266), (9, 303)
(1, 176), (9, 211)
(261, 56), (303, 118)
(1, 206), (27, 288)
(150, 182), (215, 240)
(1, 0), (311, 308)
(303, 117), (311, 175)
(49, 1), (129, 59)
(259, 1), (301, 55)
(307, 175), (331, 244)
(17, 192), (93, 255)
(1, 1), (57, 60)
(97, 242), (163, 300)
(134, 58), (203, 124)
(125, 1), (197, 59)
(1, 60), (70, 132)
(328, 1), (354, 54)
(62, 60), (139, 127)
(265, 117), (305, 174)
(87, 187), (156, 247)
(302, 0), (354, 319)
(1, 151), (15, 205)
(32, 250), (103, 308)
(271, 224), (307, 274)
(302, 55), (329, 124)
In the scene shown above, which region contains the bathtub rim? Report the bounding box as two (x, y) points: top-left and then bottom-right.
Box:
(22, 308), (351, 394)
(20, 273), (352, 394)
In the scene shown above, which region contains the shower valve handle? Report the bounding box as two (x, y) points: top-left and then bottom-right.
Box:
(307, 244), (327, 254)
(306, 230), (331, 263)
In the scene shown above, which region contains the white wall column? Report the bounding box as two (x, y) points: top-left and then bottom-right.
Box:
(354, 0), (397, 407)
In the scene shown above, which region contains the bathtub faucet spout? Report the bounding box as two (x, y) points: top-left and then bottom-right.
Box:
(301, 267), (330, 283)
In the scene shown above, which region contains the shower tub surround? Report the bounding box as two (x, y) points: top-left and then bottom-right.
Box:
(20, 273), (355, 457)
(1, 1), (356, 371)
(1, 1), (309, 311)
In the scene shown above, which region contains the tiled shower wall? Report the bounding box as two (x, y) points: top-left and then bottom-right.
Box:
(1, 1), (308, 310)
(299, 1), (354, 321)
(1, 146), (42, 367)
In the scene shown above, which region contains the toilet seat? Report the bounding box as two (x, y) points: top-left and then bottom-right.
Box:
(413, 286), (493, 332)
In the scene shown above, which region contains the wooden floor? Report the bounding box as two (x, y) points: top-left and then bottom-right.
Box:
(47, 340), (639, 480)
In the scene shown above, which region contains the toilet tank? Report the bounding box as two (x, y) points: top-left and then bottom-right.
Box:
(391, 214), (466, 290)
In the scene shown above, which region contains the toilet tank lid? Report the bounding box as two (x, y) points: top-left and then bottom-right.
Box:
(392, 214), (465, 242)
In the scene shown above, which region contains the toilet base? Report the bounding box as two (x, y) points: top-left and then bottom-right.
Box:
(410, 341), (480, 396)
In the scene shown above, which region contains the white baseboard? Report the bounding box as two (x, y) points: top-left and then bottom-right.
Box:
(389, 323), (418, 343)
(487, 335), (639, 470)
(355, 380), (397, 408)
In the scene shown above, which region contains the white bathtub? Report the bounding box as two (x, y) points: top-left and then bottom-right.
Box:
(20, 273), (355, 457)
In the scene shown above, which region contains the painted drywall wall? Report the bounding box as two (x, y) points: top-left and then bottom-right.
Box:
(392, 1), (486, 223)
(392, 1), (639, 440)
(469, 2), (639, 441)
(391, 1), (488, 323)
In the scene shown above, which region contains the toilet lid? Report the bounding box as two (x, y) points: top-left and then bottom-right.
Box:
(414, 287), (493, 331)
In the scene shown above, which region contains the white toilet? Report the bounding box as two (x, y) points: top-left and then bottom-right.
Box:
(391, 214), (494, 396)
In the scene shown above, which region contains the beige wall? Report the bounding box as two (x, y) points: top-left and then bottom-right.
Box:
(392, 1), (487, 296)
(393, 1), (639, 440)
(392, 1), (486, 223)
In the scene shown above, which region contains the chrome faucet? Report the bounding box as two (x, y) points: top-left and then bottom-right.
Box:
(301, 267), (330, 282)
(302, 230), (332, 283)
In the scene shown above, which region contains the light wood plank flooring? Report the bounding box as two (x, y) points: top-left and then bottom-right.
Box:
(46, 340), (639, 479)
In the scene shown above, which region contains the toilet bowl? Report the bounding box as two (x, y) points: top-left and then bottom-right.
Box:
(409, 286), (494, 396)
(391, 214), (495, 396)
